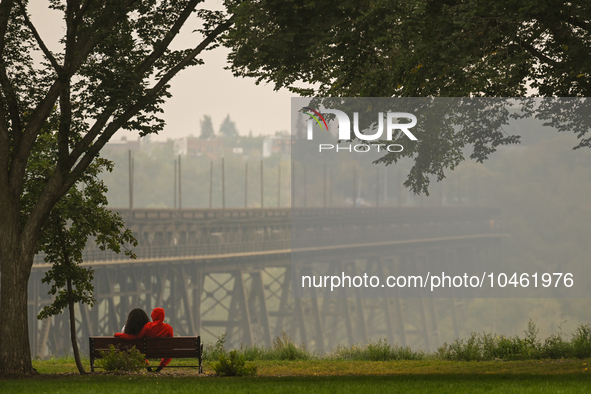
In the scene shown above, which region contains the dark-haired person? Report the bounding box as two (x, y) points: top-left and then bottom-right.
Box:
(121, 308), (150, 336)
(115, 307), (174, 372)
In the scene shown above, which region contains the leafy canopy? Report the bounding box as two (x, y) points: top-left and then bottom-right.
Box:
(225, 0), (591, 193)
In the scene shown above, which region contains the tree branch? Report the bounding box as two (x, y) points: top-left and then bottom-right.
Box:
(135, 0), (201, 77)
(8, 81), (61, 196)
(69, 18), (234, 182)
(69, 15), (233, 167)
(0, 63), (22, 144)
(66, 0), (138, 74)
(16, 0), (62, 74)
(57, 80), (71, 176)
(521, 42), (559, 66)
(0, 0), (14, 55)
(63, 0), (77, 71)
(24, 12), (233, 254)
(10, 2), (136, 198)
(73, 0), (92, 26)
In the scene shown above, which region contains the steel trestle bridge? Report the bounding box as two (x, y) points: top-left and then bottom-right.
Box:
(28, 206), (503, 356)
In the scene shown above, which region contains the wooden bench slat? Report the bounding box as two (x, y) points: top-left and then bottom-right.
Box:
(145, 351), (196, 358)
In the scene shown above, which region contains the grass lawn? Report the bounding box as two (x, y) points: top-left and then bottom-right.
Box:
(0, 358), (588, 393)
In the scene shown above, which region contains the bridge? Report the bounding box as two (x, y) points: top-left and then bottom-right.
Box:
(28, 206), (503, 357)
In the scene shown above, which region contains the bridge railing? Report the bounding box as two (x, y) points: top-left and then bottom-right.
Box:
(32, 207), (499, 265)
(33, 239), (292, 264)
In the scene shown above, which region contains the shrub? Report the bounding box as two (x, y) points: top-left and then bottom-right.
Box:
(202, 333), (227, 361)
(571, 324), (591, 359)
(437, 320), (543, 361)
(96, 345), (146, 372)
(212, 350), (257, 376)
(331, 338), (425, 361)
(267, 331), (311, 360)
(540, 333), (572, 359)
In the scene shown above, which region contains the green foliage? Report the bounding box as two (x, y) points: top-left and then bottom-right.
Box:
(226, 2), (591, 194)
(437, 321), (591, 361)
(330, 338), (425, 361)
(202, 333), (228, 362)
(266, 331), (311, 361)
(1, 0), (233, 374)
(570, 324), (591, 359)
(227, 0), (591, 98)
(35, 133), (137, 321)
(203, 332), (311, 362)
(96, 345), (146, 373)
(212, 350), (257, 377)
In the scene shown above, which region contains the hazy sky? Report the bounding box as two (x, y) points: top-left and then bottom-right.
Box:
(29, 1), (294, 141)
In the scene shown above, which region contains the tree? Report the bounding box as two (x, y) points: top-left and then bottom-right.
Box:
(225, 0), (591, 191)
(227, 0), (591, 97)
(199, 114), (215, 139)
(0, 1), (233, 375)
(33, 133), (136, 374)
(219, 114), (239, 138)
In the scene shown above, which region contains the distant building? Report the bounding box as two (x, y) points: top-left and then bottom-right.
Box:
(263, 135), (291, 158)
(174, 138), (188, 156)
(186, 137), (224, 159)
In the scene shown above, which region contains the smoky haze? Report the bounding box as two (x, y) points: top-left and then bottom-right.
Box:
(30, 99), (591, 356)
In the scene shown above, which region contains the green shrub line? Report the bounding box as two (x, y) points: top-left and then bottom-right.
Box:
(35, 321), (591, 368)
(437, 320), (591, 361)
(203, 321), (591, 363)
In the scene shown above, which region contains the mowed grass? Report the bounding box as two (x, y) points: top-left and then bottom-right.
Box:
(0, 357), (587, 393)
(2, 374), (591, 394)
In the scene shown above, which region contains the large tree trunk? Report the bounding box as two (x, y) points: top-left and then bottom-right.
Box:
(0, 217), (36, 375)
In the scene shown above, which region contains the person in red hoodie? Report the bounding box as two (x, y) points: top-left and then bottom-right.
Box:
(115, 307), (174, 372)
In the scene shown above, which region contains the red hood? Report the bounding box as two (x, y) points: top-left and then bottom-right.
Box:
(151, 307), (165, 323)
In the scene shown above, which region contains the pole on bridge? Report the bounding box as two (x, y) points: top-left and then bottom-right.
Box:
(303, 166), (307, 208)
(353, 166), (357, 207)
(178, 154), (182, 210)
(323, 163), (326, 208)
(174, 159), (177, 209)
(128, 150), (134, 210)
(277, 164), (281, 207)
(291, 164), (295, 208)
(376, 166), (379, 208)
(209, 161), (213, 209)
(384, 166), (388, 206)
(245, 162), (248, 208)
(222, 157), (225, 210)
(260, 159), (264, 209)
(330, 168), (333, 207)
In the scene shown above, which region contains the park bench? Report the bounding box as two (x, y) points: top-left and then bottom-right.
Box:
(89, 336), (203, 373)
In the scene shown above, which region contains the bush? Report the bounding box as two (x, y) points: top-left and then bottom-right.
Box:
(267, 331), (311, 360)
(437, 320), (543, 361)
(571, 324), (591, 359)
(203, 333), (227, 361)
(212, 350), (257, 376)
(96, 345), (146, 372)
(232, 332), (312, 361)
(331, 338), (425, 361)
